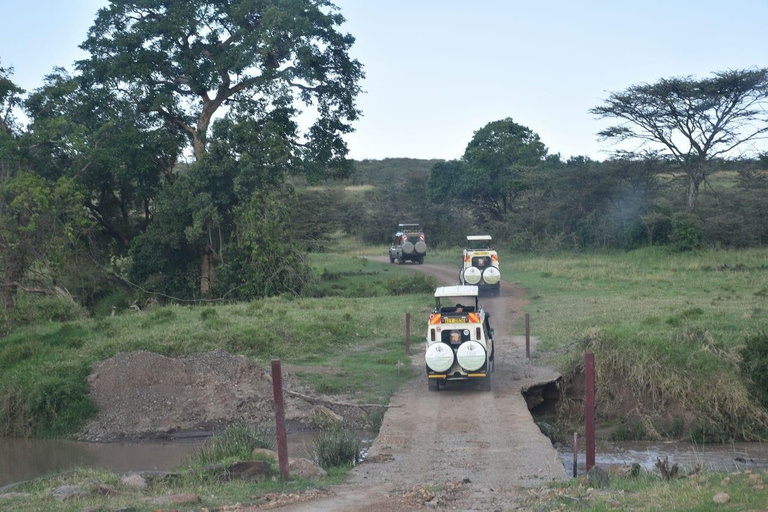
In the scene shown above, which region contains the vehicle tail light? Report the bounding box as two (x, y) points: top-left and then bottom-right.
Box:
(430, 329), (435, 342)
(476, 327), (481, 340)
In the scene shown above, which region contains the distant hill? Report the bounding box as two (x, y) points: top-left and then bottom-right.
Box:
(346, 158), (444, 187)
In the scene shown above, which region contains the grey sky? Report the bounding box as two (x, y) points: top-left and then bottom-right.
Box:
(2, 0), (767, 161)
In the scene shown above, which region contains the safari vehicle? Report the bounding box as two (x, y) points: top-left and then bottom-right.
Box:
(424, 285), (494, 391)
(389, 223), (427, 264)
(459, 235), (501, 296)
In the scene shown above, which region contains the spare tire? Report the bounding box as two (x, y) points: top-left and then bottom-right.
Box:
(463, 266), (481, 285)
(402, 241), (415, 254)
(415, 241), (427, 254)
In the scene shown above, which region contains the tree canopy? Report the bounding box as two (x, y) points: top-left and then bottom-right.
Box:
(78, 0), (363, 171)
(591, 68), (768, 210)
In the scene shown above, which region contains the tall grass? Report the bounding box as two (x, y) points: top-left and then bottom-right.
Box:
(504, 246), (768, 440)
(191, 423), (274, 465)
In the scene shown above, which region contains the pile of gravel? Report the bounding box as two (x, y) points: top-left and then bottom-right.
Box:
(80, 349), (316, 441)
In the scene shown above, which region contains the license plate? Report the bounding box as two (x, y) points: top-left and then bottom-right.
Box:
(443, 317), (466, 324)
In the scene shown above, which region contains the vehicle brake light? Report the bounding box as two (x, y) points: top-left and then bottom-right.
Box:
(431, 329), (435, 342)
(476, 327), (481, 339)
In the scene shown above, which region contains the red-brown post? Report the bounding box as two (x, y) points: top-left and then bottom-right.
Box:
(525, 313), (530, 359)
(585, 352), (596, 473)
(271, 358), (289, 480)
(405, 312), (411, 356)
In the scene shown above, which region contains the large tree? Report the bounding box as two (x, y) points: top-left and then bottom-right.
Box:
(591, 68), (768, 211)
(78, 0), (363, 294)
(428, 118), (547, 222)
(78, 0), (362, 164)
(24, 70), (183, 251)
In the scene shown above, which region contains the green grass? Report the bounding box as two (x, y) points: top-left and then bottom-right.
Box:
(532, 470), (768, 511)
(0, 252), (432, 438)
(501, 246), (768, 440)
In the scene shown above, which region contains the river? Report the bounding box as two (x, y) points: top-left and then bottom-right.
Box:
(3, 435), (767, 488)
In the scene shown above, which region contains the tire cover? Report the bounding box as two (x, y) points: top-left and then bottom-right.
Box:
(425, 343), (454, 372)
(482, 267), (501, 284)
(457, 341), (486, 371)
(402, 241), (415, 254)
(463, 266), (481, 284)
(415, 241), (427, 254)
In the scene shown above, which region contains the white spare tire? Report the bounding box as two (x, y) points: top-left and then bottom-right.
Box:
(482, 267), (500, 284)
(415, 241), (427, 254)
(402, 241), (415, 254)
(425, 343), (454, 373)
(463, 266), (481, 285)
(457, 341), (486, 372)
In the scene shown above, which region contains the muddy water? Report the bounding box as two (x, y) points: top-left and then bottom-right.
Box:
(559, 439), (768, 476)
(0, 432), (374, 487)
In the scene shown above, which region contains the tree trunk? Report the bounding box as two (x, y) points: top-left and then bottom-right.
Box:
(1, 283), (15, 311)
(200, 252), (215, 296)
(686, 164), (705, 212)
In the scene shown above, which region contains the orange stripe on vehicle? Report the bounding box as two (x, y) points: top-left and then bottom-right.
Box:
(468, 313), (480, 323)
(429, 314), (442, 324)
(465, 254), (470, 263)
(491, 254), (498, 262)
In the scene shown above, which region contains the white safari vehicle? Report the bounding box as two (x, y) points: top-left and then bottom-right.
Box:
(424, 285), (495, 391)
(459, 235), (501, 296)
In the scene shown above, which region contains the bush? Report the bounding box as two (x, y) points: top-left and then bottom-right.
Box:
(669, 212), (703, 251)
(740, 331), (768, 408)
(312, 429), (359, 469)
(191, 423), (274, 465)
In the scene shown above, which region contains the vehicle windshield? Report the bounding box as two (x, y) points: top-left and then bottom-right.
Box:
(466, 237), (493, 250)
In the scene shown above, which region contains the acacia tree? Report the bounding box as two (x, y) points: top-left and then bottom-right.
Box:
(78, 0), (363, 294)
(591, 68), (768, 211)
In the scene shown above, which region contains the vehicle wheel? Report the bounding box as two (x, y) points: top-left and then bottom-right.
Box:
(418, 256), (424, 264)
(481, 373), (492, 391)
(398, 257), (405, 264)
(389, 255), (395, 263)
(428, 378), (439, 391)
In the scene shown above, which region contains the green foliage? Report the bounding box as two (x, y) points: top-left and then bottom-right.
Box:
(311, 428), (359, 469)
(191, 423), (275, 466)
(740, 331), (768, 408)
(609, 421), (648, 441)
(669, 212), (703, 251)
(687, 420), (732, 444)
(0, 360), (97, 437)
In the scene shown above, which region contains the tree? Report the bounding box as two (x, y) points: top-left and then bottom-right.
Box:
(439, 118), (548, 222)
(78, 0), (363, 294)
(591, 68), (768, 211)
(23, 70), (183, 251)
(78, 0), (362, 164)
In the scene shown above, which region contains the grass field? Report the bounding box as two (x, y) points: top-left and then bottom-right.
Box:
(502, 246), (768, 441)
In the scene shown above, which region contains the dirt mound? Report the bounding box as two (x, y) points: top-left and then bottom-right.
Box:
(80, 350), (319, 441)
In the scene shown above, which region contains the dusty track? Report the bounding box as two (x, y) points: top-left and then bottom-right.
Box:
(274, 259), (565, 511)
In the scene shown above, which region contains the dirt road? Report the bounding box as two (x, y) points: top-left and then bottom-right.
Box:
(275, 260), (565, 511)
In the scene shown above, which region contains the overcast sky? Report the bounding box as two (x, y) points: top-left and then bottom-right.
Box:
(2, 0), (767, 161)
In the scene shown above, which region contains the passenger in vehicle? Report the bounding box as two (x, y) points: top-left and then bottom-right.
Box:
(454, 304), (464, 312)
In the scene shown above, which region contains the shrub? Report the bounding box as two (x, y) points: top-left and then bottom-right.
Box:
(740, 331), (768, 408)
(312, 428), (359, 469)
(669, 212), (703, 252)
(191, 423), (274, 465)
